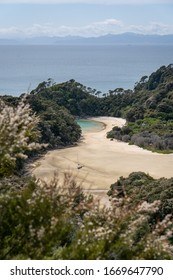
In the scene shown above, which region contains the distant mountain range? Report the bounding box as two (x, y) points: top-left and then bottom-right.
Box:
(1, 33), (173, 45)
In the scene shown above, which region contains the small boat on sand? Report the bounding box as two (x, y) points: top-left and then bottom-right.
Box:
(77, 163), (83, 169)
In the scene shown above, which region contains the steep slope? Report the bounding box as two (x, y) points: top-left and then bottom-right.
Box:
(107, 64), (173, 152)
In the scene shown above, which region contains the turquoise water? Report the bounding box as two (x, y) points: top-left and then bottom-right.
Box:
(77, 119), (104, 132)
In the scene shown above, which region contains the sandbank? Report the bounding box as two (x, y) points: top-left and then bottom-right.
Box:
(32, 117), (173, 205)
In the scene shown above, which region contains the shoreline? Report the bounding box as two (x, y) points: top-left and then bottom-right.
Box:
(32, 116), (173, 205)
(77, 118), (106, 133)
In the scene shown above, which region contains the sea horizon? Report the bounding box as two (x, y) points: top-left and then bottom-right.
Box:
(0, 44), (173, 96)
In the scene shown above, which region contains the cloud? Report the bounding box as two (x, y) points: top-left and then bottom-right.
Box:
(0, 0), (172, 4)
(0, 19), (173, 38)
(127, 22), (173, 35)
(0, 19), (124, 38)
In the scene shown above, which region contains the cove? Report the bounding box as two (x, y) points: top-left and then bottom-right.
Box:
(77, 119), (105, 133)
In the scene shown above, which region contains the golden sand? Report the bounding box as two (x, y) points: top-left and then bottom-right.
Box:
(32, 117), (173, 205)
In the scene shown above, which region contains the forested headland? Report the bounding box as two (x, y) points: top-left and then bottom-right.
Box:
(3, 64), (173, 153)
(0, 65), (173, 259)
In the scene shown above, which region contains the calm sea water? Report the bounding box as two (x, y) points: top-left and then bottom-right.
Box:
(0, 45), (173, 96)
(77, 119), (104, 132)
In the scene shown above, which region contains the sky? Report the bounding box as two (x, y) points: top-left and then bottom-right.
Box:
(0, 0), (173, 38)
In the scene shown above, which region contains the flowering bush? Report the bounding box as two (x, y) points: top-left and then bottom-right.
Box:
(0, 174), (93, 259)
(0, 173), (172, 260)
(0, 96), (45, 176)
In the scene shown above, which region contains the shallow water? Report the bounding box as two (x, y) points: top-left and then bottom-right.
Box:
(77, 119), (104, 132)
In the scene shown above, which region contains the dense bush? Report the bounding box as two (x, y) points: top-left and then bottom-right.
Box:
(107, 118), (173, 152)
(0, 174), (94, 259)
(0, 172), (173, 260)
(106, 65), (173, 152)
(29, 79), (103, 117)
(27, 88), (82, 147)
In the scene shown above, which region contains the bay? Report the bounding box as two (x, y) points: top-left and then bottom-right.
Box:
(0, 45), (173, 96)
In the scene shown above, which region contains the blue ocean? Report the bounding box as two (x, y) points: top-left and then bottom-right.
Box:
(0, 45), (173, 96)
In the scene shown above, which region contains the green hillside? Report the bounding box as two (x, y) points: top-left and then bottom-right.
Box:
(106, 64), (173, 152)
(30, 64), (173, 153)
(2, 64), (173, 153)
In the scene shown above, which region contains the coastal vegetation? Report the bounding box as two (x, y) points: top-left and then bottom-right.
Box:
(0, 65), (173, 259)
(1, 170), (173, 259)
(106, 64), (173, 153)
(2, 64), (173, 153)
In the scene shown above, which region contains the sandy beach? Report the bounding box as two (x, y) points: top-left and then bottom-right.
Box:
(32, 117), (173, 204)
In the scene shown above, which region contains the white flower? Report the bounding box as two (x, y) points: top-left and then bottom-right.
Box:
(138, 200), (161, 213)
(0, 95), (46, 173)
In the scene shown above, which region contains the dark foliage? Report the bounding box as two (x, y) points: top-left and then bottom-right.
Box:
(106, 64), (173, 152)
(108, 171), (173, 225)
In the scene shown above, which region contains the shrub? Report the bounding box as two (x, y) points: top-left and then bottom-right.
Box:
(0, 96), (46, 176)
(0, 174), (94, 259)
(0, 173), (172, 260)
